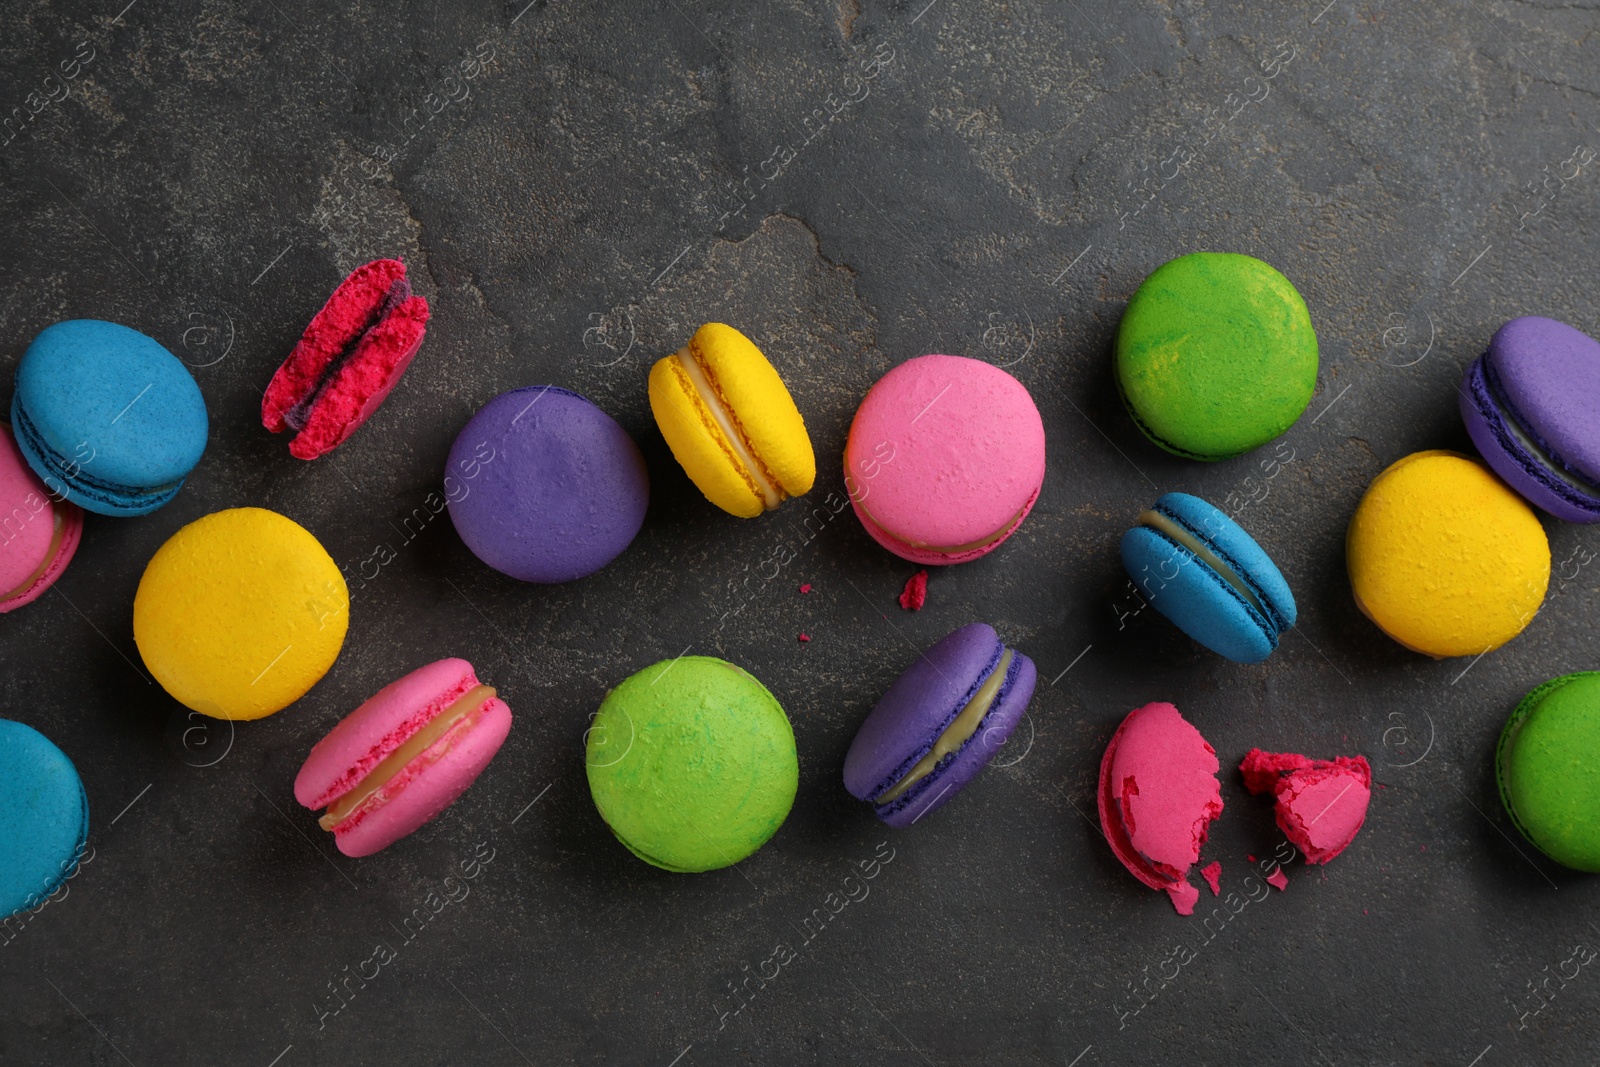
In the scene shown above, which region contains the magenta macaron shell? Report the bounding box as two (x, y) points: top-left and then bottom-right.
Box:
(1097, 702), (1224, 915)
(844, 355), (1046, 565)
(295, 658), (511, 858)
(0, 423), (82, 612)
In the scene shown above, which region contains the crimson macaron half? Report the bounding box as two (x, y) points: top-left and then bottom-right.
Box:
(1097, 702), (1223, 914)
(295, 658), (511, 857)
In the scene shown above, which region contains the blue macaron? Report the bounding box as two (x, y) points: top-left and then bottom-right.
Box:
(1119, 491), (1296, 663)
(0, 719), (89, 920)
(12, 320), (208, 516)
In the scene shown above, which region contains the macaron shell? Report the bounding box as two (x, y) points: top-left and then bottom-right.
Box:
(1116, 253), (1317, 460)
(649, 357), (765, 518)
(447, 387), (649, 582)
(0, 720), (89, 919)
(876, 649), (1036, 828)
(0, 424), (82, 612)
(1276, 764), (1370, 864)
(843, 622), (1005, 799)
(689, 323), (816, 499)
(295, 657), (479, 810)
(1498, 672), (1600, 871)
(14, 320), (208, 514)
(1346, 450), (1549, 657)
(133, 507), (349, 719)
(1487, 317), (1600, 482)
(845, 355), (1045, 560)
(331, 696), (512, 858)
(1097, 702), (1222, 914)
(586, 657), (797, 873)
(1121, 526), (1276, 663)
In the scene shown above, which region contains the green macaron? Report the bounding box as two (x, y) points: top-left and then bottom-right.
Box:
(1116, 252), (1318, 461)
(585, 656), (798, 873)
(1497, 672), (1600, 872)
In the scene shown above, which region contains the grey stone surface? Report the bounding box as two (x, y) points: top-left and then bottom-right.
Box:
(3, 0), (1600, 1063)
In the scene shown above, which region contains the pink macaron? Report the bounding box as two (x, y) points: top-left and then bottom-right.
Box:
(0, 423), (82, 613)
(844, 355), (1046, 565)
(1097, 701), (1224, 915)
(294, 658), (512, 857)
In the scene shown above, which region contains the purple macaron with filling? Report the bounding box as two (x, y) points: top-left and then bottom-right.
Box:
(446, 386), (649, 582)
(1460, 316), (1600, 523)
(843, 622), (1036, 827)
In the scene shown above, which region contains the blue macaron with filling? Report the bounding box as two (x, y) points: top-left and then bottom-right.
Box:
(0, 719), (89, 921)
(12, 320), (208, 516)
(1120, 491), (1296, 663)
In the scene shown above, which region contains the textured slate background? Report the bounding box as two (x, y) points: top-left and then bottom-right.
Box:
(3, 0), (1600, 1064)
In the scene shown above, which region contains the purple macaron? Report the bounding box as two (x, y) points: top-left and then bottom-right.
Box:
(843, 622), (1036, 827)
(1461, 316), (1600, 523)
(446, 386), (649, 582)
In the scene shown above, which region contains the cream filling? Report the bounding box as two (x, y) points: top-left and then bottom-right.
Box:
(2, 509), (64, 601)
(1139, 509), (1268, 620)
(1489, 385), (1600, 497)
(876, 649), (1012, 806)
(318, 685), (495, 830)
(674, 345), (783, 510)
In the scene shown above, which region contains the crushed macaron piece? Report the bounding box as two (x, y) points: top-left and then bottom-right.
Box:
(898, 569), (928, 611)
(1240, 748), (1372, 865)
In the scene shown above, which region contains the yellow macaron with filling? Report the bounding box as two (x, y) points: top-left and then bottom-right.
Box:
(1347, 450), (1549, 658)
(134, 507), (349, 719)
(648, 323), (815, 518)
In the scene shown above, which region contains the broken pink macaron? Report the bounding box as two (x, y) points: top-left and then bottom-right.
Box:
(1240, 748), (1371, 865)
(294, 658), (511, 857)
(1097, 702), (1223, 915)
(262, 258), (430, 460)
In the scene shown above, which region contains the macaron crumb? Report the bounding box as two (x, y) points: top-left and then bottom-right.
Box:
(799, 583), (812, 593)
(1247, 854), (1257, 863)
(898, 569), (928, 611)
(798, 633), (810, 643)
(1267, 868), (1288, 891)
(1200, 861), (1222, 896)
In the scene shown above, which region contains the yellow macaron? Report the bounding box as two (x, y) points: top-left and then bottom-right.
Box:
(134, 507), (349, 719)
(648, 323), (815, 518)
(1347, 450), (1549, 658)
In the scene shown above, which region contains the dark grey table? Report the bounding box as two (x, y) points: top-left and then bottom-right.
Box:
(3, 1), (1599, 1064)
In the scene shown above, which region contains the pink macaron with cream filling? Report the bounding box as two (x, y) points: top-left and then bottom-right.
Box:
(844, 355), (1046, 565)
(0, 423), (82, 613)
(294, 658), (512, 857)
